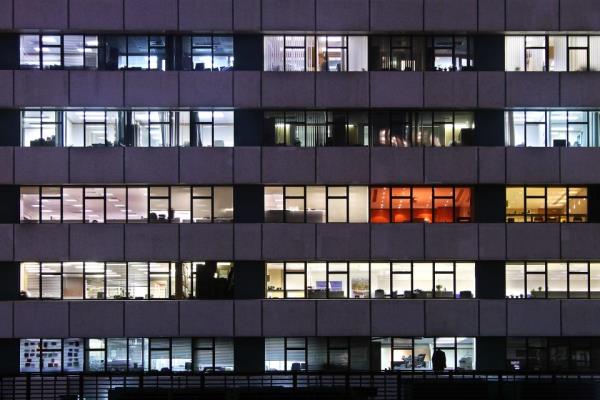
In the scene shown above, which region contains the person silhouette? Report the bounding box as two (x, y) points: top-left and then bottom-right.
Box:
(432, 348), (446, 373)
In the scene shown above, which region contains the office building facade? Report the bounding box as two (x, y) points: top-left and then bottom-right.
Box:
(2, 0), (600, 398)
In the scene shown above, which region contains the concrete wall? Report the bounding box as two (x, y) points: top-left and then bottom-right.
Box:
(2, 299), (599, 338)
(1, 72), (599, 109)
(6, 146), (600, 185)
(4, 0), (599, 32)
(1, 223), (600, 262)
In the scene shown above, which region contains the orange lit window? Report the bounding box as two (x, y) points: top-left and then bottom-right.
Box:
(391, 187), (411, 223)
(370, 187), (390, 223)
(433, 187), (453, 223)
(454, 188), (472, 222)
(412, 187), (433, 223)
(369, 187), (472, 223)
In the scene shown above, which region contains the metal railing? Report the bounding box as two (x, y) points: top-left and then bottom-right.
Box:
(2, 371), (600, 400)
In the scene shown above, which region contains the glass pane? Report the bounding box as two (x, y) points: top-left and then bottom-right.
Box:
(526, 49), (546, 71)
(63, 262), (83, 299)
(63, 338), (83, 372)
(547, 262), (567, 298)
(527, 272), (546, 298)
(85, 262), (105, 299)
(20, 35), (40, 68)
(306, 187), (326, 223)
(41, 339), (62, 372)
(129, 262), (148, 299)
(590, 263), (600, 298)
(149, 263), (170, 299)
(286, 270), (305, 298)
(370, 263), (390, 298)
(412, 187), (432, 223)
(106, 339), (127, 372)
(128, 338), (144, 371)
(213, 36), (233, 70)
(413, 263), (433, 298)
(266, 263), (284, 299)
(41, 263), (61, 299)
(106, 263), (126, 299)
(307, 263), (326, 298)
(62, 188), (83, 222)
(506, 263), (525, 298)
(127, 188), (147, 222)
(328, 198), (347, 222)
(505, 36), (525, 71)
(349, 263), (369, 299)
(21, 263), (40, 298)
(456, 263), (475, 298)
(214, 187), (233, 222)
(264, 36), (284, 71)
(569, 263), (589, 298)
(172, 338), (192, 372)
(349, 186), (369, 223)
(549, 36), (567, 71)
(506, 187), (524, 222)
(547, 187), (566, 222)
(171, 186), (191, 223)
(63, 36), (84, 68)
(370, 187), (390, 223)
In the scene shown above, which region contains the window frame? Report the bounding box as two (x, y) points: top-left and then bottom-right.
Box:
(505, 186), (588, 223)
(507, 337), (598, 372)
(22, 109), (233, 148)
(20, 185), (233, 224)
(505, 110), (600, 148)
(264, 34), (363, 72)
(369, 35), (474, 72)
(20, 261), (230, 300)
(20, 34), (99, 70)
(506, 34), (600, 72)
(506, 261), (600, 299)
(369, 186), (473, 224)
(266, 262), (475, 300)
(264, 185), (366, 224)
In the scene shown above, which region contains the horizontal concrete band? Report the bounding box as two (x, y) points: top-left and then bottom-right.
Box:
(0, 0), (599, 33)
(0, 298), (596, 339)
(0, 223), (597, 261)
(2, 71), (600, 109)
(0, 146), (599, 186)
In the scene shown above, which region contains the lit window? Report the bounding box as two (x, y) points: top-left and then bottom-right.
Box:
(264, 35), (367, 72)
(266, 262), (475, 299)
(506, 186), (587, 223)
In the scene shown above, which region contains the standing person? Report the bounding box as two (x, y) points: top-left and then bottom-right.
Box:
(432, 348), (446, 373)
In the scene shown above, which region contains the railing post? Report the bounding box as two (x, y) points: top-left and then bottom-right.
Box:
(79, 373), (84, 399)
(25, 374), (31, 400)
(293, 372), (297, 389)
(397, 372), (402, 400)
